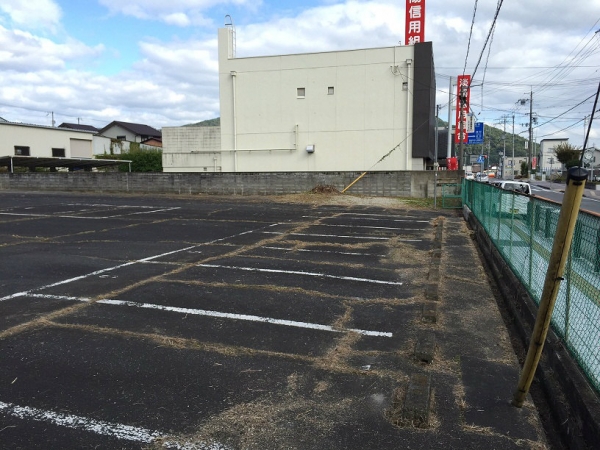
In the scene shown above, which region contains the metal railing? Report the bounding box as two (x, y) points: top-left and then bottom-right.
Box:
(463, 180), (600, 394)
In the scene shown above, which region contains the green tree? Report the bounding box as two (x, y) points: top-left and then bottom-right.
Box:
(520, 161), (528, 178)
(554, 142), (581, 167)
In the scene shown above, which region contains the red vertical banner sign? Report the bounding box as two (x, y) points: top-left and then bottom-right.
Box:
(405, 0), (425, 45)
(454, 75), (471, 144)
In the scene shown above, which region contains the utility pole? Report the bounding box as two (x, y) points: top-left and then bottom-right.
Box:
(496, 115), (509, 179)
(503, 117), (507, 179)
(447, 77), (453, 159)
(518, 91), (534, 179)
(528, 88), (534, 179)
(511, 115), (515, 179)
(434, 104), (441, 209)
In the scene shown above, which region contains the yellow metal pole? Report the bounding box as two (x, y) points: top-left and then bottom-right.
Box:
(512, 167), (588, 407)
(341, 172), (368, 194)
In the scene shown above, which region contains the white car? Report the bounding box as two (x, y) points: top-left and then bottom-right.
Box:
(490, 180), (531, 217)
(476, 172), (489, 182)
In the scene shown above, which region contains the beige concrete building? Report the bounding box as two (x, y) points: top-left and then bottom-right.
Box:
(539, 138), (568, 175)
(0, 121), (94, 159)
(163, 27), (436, 172)
(0, 121), (128, 172)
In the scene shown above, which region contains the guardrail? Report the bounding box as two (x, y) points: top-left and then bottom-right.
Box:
(463, 179), (600, 394)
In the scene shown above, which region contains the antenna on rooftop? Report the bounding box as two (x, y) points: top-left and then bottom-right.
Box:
(225, 15), (236, 58)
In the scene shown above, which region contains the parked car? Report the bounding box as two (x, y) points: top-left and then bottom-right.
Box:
(476, 172), (489, 182)
(490, 180), (531, 217)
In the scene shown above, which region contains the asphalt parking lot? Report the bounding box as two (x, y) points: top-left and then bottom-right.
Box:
(0, 191), (549, 449)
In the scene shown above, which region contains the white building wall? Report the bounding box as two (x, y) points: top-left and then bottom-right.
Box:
(0, 123), (93, 158)
(539, 138), (568, 173)
(93, 135), (114, 155)
(162, 126), (221, 172)
(217, 27), (416, 172)
(101, 125), (138, 142)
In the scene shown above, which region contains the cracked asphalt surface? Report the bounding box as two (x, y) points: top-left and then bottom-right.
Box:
(0, 191), (549, 449)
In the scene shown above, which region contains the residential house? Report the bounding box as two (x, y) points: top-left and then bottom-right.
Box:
(98, 121), (162, 143)
(0, 121), (123, 172)
(58, 122), (100, 133)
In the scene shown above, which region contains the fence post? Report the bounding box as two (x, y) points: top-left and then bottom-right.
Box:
(535, 203), (542, 232)
(565, 253), (572, 343)
(573, 221), (583, 258)
(513, 167), (588, 408)
(545, 208), (552, 239)
(595, 227), (600, 272)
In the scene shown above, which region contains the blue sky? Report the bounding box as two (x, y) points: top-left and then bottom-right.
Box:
(0, 0), (599, 147)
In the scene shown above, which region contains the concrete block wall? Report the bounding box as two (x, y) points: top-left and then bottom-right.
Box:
(0, 171), (460, 198)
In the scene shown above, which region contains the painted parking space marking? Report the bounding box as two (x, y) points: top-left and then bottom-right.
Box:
(0, 400), (229, 449)
(261, 231), (388, 240)
(303, 214), (430, 223)
(28, 294), (393, 337)
(0, 225), (280, 303)
(0, 206), (181, 219)
(262, 246), (386, 257)
(261, 231), (422, 242)
(0, 246), (197, 302)
(198, 263), (403, 286)
(309, 223), (424, 231)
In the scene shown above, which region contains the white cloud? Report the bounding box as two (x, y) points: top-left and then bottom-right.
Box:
(164, 13), (192, 27)
(98, 0), (256, 26)
(1, 0), (599, 142)
(237, 1), (404, 57)
(0, 25), (104, 72)
(0, 0), (62, 32)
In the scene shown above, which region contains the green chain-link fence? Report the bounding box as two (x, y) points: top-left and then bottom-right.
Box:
(463, 179), (600, 394)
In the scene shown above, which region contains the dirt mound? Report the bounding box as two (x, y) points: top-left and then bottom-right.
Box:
(310, 185), (340, 194)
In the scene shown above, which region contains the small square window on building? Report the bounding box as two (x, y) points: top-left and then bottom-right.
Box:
(52, 148), (65, 157)
(297, 87), (305, 98)
(14, 146), (30, 156)
(328, 86), (334, 95)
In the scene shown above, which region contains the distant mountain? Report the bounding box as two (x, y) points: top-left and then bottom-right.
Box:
(184, 118), (220, 127)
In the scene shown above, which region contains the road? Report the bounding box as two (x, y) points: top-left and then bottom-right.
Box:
(530, 181), (600, 216)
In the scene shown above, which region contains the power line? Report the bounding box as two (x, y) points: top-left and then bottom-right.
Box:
(532, 93), (596, 130)
(463, 0), (479, 76)
(469, 0), (504, 83)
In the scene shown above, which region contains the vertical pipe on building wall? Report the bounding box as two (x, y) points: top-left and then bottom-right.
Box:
(295, 124), (298, 150)
(231, 71), (238, 172)
(405, 59), (412, 170)
(10, 157), (13, 174)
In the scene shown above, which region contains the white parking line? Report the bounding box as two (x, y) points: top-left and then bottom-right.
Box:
(302, 214), (430, 223)
(0, 207), (181, 219)
(310, 223), (424, 231)
(262, 246), (386, 257)
(28, 294), (394, 338)
(261, 231), (390, 240)
(198, 263), (403, 286)
(0, 226), (278, 303)
(0, 400), (228, 449)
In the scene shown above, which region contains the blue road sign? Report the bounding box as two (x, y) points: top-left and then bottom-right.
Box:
(476, 155), (485, 163)
(468, 122), (484, 145)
